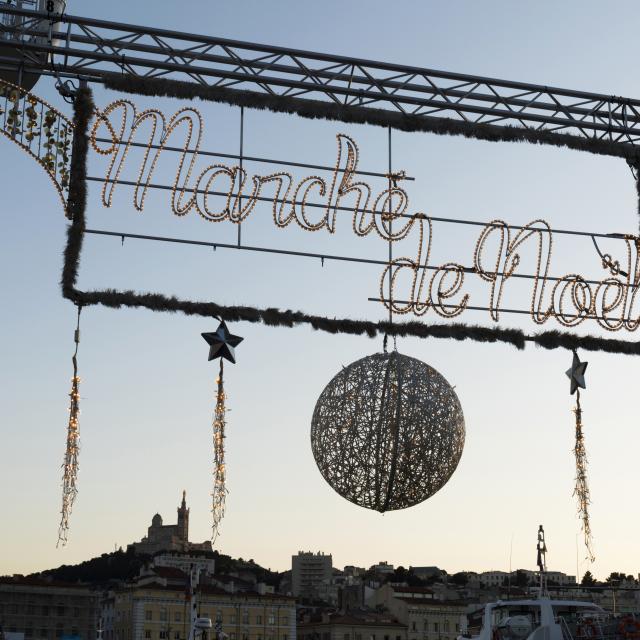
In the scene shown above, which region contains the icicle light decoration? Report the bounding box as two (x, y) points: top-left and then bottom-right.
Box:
(573, 389), (595, 562)
(202, 320), (243, 541)
(57, 306), (82, 547)
(211, 360), (228, 542)
(566, 350), (594, 562)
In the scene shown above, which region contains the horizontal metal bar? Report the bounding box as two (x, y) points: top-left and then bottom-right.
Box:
(546, 585), (640, 592)
(27, 26), (640, 126)
(84, 227), (386, 267)
(371, 296), (628, 324)
(81, 228), (640, 331)
(426, 214), (627, 241)
(91, 137), (415, 181)
(4, 5), (640, 108)
(5, 38), (626, 136)
(49, 47), (640, 135)
(83, 228), (636, 290)
(85, 176), (632, 241)
(3, 6), (640, 146)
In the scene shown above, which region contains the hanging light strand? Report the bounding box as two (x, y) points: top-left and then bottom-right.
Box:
(573, 388), (595, 562)
(211, 359), (228, 543)
(57, 305), (82, 547)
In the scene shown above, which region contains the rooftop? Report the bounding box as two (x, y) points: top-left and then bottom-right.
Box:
(0, 576), (96, 591)
(300, 613), (405, 628)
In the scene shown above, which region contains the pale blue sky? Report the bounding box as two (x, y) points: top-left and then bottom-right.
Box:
(2, 0), (640, 582)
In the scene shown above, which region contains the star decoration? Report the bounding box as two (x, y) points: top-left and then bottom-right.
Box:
(202, 321), (243, 364)
(565, 352), (588, 395)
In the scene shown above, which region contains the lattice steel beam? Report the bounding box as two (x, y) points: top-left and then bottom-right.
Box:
(2, 5), (640, 148)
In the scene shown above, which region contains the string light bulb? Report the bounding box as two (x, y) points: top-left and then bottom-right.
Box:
(57, 306), (82, 547)
(573, 388), (595, 562)
(0, 78), (73, 214)
(211, 361), (228, 543)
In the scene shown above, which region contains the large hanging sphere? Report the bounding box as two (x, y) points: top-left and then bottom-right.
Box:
(310, 351), (465, 512)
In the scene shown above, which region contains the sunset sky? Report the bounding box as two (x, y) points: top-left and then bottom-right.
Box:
(2, 0), (640, 582)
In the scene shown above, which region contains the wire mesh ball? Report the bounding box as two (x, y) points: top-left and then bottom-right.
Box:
(310, 351), (465, 512)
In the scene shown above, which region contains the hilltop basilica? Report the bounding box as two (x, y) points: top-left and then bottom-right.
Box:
(128, 491), (212, 555)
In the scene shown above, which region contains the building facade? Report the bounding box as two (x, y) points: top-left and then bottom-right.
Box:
(152, 555), (215, 577)
(0, 577), (99, 640)
(298, 613), (406, 640)
(291, 554), (332, 599)
(369, 585), (465, 640)
(477, 570), (575, 588)
(408, 569), (441, 582)
(477, 572), (508, 588)
(106, 582), (295, 640)
(369, 564), (394, 576)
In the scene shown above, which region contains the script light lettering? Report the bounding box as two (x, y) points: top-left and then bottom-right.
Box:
(89, 100), (640, 333)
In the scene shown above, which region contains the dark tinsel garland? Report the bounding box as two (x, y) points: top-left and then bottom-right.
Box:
(103, 73), (640, 163)
(633, 160), (640, 221)
(60, 85), (640, 356)
(60, 83), (92, 300)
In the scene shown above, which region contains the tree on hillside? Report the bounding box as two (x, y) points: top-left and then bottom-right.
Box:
(502, 571), (529, 588)
(35, 547), (151, 584)
(392, 566), (407, 582)
(605, 572), (636, 584)
(451, 572), (468, 587)
(406, 570), (426, 588)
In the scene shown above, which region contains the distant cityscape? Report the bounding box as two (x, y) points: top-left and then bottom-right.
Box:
(2, 493), (639, 640)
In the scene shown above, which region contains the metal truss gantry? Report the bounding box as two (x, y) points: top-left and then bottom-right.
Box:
(2, 4), (640, 148)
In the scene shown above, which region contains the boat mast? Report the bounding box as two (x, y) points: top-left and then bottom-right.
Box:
(536, 525), (548, 597)
(187, 565), (203, 640)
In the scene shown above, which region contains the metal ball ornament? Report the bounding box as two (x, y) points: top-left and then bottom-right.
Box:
(310, 351), (465, 512)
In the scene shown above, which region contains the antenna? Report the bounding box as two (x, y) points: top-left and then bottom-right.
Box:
(576, 533), (579, 586)
(508, 533), (513, 598)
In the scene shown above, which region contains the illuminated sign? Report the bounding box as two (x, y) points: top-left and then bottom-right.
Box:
(90, 99), (640, 333)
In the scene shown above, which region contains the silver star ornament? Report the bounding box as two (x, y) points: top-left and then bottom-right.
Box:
(202, 321), (243, 364)
(565, 352), (588, 395)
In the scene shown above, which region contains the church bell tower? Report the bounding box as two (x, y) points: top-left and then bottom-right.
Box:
(177, 490), (190, 542)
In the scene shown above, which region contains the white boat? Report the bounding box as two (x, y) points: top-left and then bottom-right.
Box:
(459, 527), (631, 640)
(461, 596), (612, 640)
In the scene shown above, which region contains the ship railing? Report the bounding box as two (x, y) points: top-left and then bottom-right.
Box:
(559, 616), (575, 640)
(558, 619), (622, 640)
